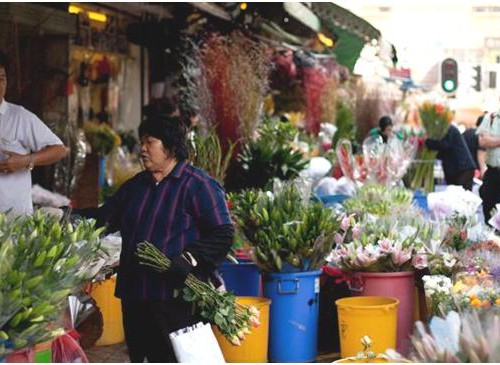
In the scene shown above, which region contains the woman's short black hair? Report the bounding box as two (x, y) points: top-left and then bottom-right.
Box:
(138, 115), (189, 161)
(378, 116), (393, 132)
(0, 51), (9, 73)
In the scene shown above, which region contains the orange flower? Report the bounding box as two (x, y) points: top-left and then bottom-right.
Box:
(482, 299), (491, 308)
(471, 298), (482, 308)
(495, 298), (500, 305)
(435, 104), (443, 114)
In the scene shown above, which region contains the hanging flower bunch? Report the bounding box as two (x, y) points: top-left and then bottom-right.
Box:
(136, 242), (259, 346)
(410, 102), (453, 192)
(181, 32), (270, 150)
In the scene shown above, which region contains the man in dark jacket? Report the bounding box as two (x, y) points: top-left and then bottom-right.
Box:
(425, 124), (476, 190)
(462, 114), (487, 178)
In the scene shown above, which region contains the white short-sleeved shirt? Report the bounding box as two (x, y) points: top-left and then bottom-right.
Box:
(0, 99), (63, 215)
(477, 111), (500, 168)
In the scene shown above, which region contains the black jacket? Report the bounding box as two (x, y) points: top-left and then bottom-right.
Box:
(425, 125), (476, 182)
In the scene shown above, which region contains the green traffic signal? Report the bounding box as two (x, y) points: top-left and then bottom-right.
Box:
(443, 79), (456, 92)
(441, 58), (458, 93)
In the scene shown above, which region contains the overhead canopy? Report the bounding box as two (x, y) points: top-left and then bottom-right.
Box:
(311, 3), (387, 72)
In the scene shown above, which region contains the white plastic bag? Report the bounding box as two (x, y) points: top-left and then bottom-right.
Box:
(169, 322), (225, 363)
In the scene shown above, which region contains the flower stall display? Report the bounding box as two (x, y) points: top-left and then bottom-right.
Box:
(327, 212), (434, 355)
(427, 185), (482, 222)
(328, 214), (433, 273)
(342, 183), (416, 219)
(229, 180), (342, 362)
(0, 211), (106, 358)
(135, 242), (259, 346)
(422, 271), (500, 317)
(335, 136), (416, 188)
(229, 180), (341, 273)
(409, 310), (500, 362)
(410, 102), (453, 193)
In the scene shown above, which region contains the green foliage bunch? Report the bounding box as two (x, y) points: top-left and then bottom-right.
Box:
(229, 182), (341, 272)
(0, 211), (105, 356)
(231, 119), (308, 191)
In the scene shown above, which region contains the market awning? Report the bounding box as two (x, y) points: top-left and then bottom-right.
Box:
(311, 3), (390, 72)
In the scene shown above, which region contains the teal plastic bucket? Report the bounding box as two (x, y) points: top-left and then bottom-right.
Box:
(219, 259), (261, 296)
(263, 270), (321, 362)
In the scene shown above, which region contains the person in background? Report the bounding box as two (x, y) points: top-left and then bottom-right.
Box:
(477, 108), (500, 222)
(462, 114), (487, 178)
(425, 124), (476, 190)
(369, 115), (393, 143)
(73, 115), (234, 362)
(0, 51), (67, 215)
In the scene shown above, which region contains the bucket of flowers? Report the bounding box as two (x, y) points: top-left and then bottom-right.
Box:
(327, 213), (435, 355)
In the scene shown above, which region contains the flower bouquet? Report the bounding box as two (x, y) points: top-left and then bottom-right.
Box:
(342, 183), (415, 218)
(228, 180), (341, 273)
(0, 211), (106, 357)
(410, 102), (453, 192)
(409, 310), (500, 362)
(136, 242), (259, 346)
(328, 214), (432, 273)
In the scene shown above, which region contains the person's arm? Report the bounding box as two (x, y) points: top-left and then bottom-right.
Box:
(71, 180), (129, 232)
(0, 145), (67, 173)
(478, 149), (488, 177)
(478, 133), (500, 148)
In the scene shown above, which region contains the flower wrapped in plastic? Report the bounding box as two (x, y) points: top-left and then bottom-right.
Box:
(410, 102), (453, 192)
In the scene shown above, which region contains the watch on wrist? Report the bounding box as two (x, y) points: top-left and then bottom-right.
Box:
(27, 154), (35, 171)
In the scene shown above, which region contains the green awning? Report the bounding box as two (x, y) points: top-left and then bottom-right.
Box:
(312, 3), (382, 72)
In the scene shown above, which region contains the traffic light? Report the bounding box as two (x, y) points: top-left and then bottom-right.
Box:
(441, 58), (458, 93)
(473, 65), (482, 91)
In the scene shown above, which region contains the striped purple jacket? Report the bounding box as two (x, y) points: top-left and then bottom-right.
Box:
(96, 160), (232, 300)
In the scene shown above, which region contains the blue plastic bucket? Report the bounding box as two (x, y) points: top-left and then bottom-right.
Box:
(218, 259), (261, 296)
(263, 270), (321, 363)
(412, 190), (428, 213)
(318, 194), (349, 206)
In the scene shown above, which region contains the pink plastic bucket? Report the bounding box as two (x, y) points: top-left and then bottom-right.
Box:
(348, 271), (414, 355)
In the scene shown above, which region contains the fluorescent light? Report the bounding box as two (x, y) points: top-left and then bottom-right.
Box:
(318, 33), (334, 47)
(88, 11), (107, 23)
(68, 5), (83, 14)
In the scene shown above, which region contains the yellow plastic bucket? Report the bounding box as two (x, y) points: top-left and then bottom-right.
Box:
(90, 275), (125, 346)
(334, 358), (390, 363)
(214, 296), (271, 363)
(336, 296), (399, 358)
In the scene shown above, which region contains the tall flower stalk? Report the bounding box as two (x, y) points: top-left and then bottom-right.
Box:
(136, 242), (259, 346)
(410, 102), (452, 192)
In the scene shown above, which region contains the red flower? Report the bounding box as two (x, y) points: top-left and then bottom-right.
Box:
(435, 103), (444, 114)
(226, 200), (234, 210)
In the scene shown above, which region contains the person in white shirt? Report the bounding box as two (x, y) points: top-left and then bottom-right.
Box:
(0, 51), (67, 215)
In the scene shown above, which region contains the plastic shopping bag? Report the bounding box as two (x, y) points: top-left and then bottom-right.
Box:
(169, 322), (225, 363)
